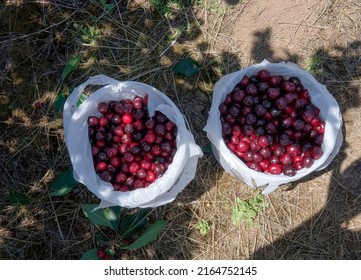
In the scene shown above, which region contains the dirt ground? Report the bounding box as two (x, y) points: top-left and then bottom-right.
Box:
(1, 0), (361, 260)
(195, 0), (361, 260)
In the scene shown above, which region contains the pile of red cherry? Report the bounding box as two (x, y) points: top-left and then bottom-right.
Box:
(220, 69), (325, 176)
(87, 95), (177, 192)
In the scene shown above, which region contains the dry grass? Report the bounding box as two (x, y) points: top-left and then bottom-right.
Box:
(1, 0), (360, 260)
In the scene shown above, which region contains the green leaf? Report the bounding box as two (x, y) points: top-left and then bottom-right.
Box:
(120, 220), (167, 250)
(247, 209), (257, 218)
(103, 206), (123, 229)
(77, 93), (87, 106)
(172, 57), (200, 78)
(95, 234), (109, 246)
(54, 92), (66, 114)
(307, 54), (320, 75)
(231, 194), (269, 227)
(61, 55), (80, 80)
(7, 192), (30, 205)
(105, 248), (116, 257)
(119, 209), (148, 238)
(81, 204), (122, 230)
(251, 194), (269, 212)
(195, 220), (210, 236)
(245, 217), (254, 227)
(80, 248), (100, 260)
(218, 64), (226, 75)
(150, 0), (170, 15)
(202, 143), (213, 155)
(50, 168), (77, 196)
(81, 26), (101, 44)
(100, 0), (115, 13)
(168, 26), (185, 40)
(236, 198), (247, 210)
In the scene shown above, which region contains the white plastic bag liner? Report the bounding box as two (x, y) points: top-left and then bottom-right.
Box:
(63, 75), (203, 209)
(204, 60), (343, 194)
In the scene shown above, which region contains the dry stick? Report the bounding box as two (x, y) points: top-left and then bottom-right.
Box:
(219, 0), (251, 33)
(329, 171), (361, 202)
(212, 219), (215, 260)
(313, 0), (333, 26)
(1, 235), (41, 244)
(278, 22), (330, 29)
(128, 66), (166, 81)
(47, 190), (65, 242)
(327, 80), (361, 83)
(191, 5), (204, 37)
(286, 8), (316, 47)
(193, 228), (235, 259)
(1, 11), (78, 44)
(264, 195), (295, 252)
(170, 73), (186, 122)
(102, 17), (159, 65)
(237, 226), (242, 259)
(118, 9), (131, 68)
(210, 7), (227, 51)
(159, 14), (185, 58)
(66, 209), (79, 240)
(7, 128), (41, 162)
(260, 218), (276, 252)
(159, 40), (177, 57)
(203, 0), (208, 39)
(58, 238), (92, 255)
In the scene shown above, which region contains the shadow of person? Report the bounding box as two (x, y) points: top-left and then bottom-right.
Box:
(247, 32), (361, 259)
(252, 149), (361, 259)
(312, 41), (361, 115)
(250, 27), (275, 63)
(250, 27), (302, 63)
(222, 0), (240, 5)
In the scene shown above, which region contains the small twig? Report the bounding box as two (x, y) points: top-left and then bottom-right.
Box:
(7, 129), (41, 163)
(129, 66), (166, 81)
(313, 0), (332, 25)
(47, 190), (65, 242)
(220, 0), (250, 33)
(159, 40), (177, 57)
(1, 11), (78, 44)
(287, 8), (315, 47)
(210, 6), (227, 50)
(159, 26), (185, 57)
(278, 22), (330, 29)
(192, 228), (235, 259)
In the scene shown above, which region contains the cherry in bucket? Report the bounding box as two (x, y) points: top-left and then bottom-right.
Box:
(88, 96), (178, 192)
(220, 69), (325, 176)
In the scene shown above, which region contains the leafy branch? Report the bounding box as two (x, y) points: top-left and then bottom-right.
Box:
(49, 171), (168, 260)
(80, 205), (168, 260)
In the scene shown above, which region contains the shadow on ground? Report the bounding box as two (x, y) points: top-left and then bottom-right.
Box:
(253, 149), (361, 259)
(223, 0), (240, 5)
(249, 27), (361, 259)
